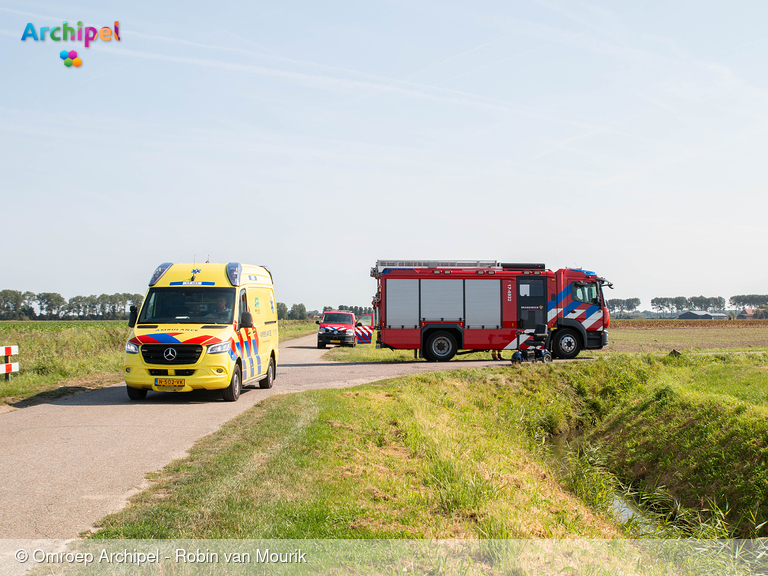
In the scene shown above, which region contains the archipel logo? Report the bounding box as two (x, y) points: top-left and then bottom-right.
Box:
(60, 50), (81, 67)
(21, 21), (121, 68)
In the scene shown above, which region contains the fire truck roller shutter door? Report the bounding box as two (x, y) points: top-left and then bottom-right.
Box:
(385, 279), (419, 328)
(465, 279), (501, 328)
(420, 279), (463, 322)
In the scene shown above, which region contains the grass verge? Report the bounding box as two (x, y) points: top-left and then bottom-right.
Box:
(93, 368), (618, 539)
(93, 352), (768, 541)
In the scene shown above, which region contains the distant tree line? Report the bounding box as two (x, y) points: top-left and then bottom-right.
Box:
(0, 289), (144, 321)
(276, 302), (308, 321)
(606, 298), (641, 316)
(650, 296), (726, 315)
(322, 305), (373, 317)
(729, 295), (768, 309)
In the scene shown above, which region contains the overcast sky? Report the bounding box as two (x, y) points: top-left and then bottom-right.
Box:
(2, 0), (767, 312)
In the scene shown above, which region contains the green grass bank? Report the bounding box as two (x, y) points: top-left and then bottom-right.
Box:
(93, 352), (768, 540)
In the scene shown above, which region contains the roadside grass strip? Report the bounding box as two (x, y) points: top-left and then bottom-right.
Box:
(0, 321), (128, 405)
(0, 320), (318, 406)
(94, 367), (618, 540)
(93, 352), (768, 545)
(277, 320), (322, 342)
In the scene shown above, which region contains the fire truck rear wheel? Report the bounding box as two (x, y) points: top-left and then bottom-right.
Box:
(426, 331), (457, 362)
(553, 329), (580, 360)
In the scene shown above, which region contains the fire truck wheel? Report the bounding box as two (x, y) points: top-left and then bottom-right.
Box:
(553, 329), (580, 360)
(126, 385), (147, 400)
(259, 358), (275, 389)
(426, 331), (457, 362)
(317, 341), (326, 349)
(222, 364), (242, 402)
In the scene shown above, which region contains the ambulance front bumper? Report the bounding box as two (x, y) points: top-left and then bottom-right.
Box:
(123, 357), (233, 391)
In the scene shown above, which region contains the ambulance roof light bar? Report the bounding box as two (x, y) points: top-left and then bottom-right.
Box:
(149, 262), (173, 286)
(226, 262), (242, 286)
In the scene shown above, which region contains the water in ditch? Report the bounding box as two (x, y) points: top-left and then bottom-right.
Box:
(545, 435), (657, 534)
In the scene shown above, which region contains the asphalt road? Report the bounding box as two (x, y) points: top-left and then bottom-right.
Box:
(0, 335), (505, 539)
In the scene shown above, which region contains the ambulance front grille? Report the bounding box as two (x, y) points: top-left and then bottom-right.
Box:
(141, 344), (203, 365)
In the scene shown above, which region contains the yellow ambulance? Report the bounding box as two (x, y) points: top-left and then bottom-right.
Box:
(123, 262), (278, 402)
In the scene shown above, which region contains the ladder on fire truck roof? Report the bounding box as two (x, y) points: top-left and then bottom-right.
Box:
(376, 260), (497, 270)
(373, 260), (547, 273)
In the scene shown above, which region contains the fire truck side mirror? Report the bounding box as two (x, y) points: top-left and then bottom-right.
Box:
(517, 318), (524, 329)
(316, 320), (320, 324)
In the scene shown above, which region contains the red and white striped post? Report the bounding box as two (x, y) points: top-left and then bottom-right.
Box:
(2, 346), (19, 382)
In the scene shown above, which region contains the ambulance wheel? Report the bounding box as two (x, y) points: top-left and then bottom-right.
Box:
(260, 358), (275, 389)
(553, 329), (580, 360)
(425, 331), (457, 362)
(126, 385), (147, 400)
(222, 364), (242, 402)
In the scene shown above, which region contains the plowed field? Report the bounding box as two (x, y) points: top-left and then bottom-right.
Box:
(605, 319), (768, 353)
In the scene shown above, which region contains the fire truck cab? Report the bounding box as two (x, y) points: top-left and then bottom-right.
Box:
(371, 260), (611, 361)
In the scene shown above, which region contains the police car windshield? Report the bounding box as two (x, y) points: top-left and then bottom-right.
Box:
(138, 288), (236, 324)
(322, 313), (354, 324)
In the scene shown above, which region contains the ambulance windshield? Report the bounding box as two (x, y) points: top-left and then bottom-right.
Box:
(138, 288), (236, 324)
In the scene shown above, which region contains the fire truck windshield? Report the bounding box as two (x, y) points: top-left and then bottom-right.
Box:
(138, 287), (236, 324)
(572, 282), (601, 306)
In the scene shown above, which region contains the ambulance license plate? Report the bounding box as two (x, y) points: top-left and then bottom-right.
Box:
(155, 378), (185, 389)
(331, 339), (341, 344)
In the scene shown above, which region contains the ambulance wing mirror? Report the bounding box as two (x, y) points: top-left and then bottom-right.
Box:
(128, 306), (138, 328)
(240, 311), (254, 329)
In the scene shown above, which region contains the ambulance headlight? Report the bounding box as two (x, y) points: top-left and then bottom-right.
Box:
(207, 341), (231, 354)
(125, 342), (139, 354)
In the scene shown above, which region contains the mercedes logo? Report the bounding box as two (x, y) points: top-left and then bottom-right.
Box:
(164, 348), (177, 361)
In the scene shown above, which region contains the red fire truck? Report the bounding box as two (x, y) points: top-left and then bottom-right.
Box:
(371, 260), (612, 361)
